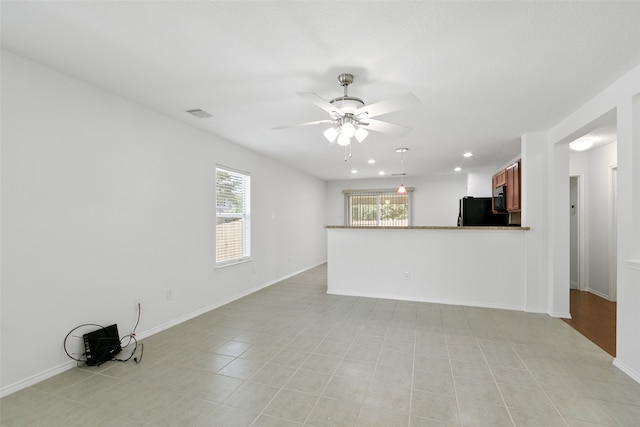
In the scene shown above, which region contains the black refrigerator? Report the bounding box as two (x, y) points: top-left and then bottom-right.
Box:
(457, 197), (509, 226)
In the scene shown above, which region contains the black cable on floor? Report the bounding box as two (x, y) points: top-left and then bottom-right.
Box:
(63, 302), (145, 365)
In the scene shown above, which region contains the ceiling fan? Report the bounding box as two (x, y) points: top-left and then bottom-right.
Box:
(274, 73), (420, 156)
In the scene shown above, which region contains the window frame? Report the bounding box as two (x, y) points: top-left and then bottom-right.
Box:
(215, 165), (251, 268)
(343, 188), (413, 227)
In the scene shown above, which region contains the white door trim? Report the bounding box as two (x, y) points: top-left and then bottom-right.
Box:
(572, 174), (588, 292)
(609, 165), (618, 302)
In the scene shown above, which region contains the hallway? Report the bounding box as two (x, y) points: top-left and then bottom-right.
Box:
(564, 289), (617, 356)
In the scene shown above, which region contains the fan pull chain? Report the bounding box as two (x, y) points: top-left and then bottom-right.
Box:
(344, 143), (352, 162)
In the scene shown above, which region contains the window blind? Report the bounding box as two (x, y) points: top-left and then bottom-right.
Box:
(216, 167), (250, 265)
(344, 188), (412, 227)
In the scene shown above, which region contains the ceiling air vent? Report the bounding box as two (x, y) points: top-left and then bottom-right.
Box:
(186, 109), (213, 119)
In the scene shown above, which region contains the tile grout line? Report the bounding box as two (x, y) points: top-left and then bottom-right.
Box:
(299, 297), (363, 426)
(512, 314), (585, 425)
(444, 322), (464, 427)
(506, 327), (573, 427)
(407, 309), (418, 427)
(353, 319), (387, 425)
(478, 337), (518, 427)
(234, 302), (331, 426)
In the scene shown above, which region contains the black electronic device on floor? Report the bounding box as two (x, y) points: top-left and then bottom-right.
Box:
(83, 324), (121, 366)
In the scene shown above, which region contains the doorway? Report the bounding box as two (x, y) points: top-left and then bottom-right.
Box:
(564, 134), (618, 356)
(564, 290), (616, 356)
(565, 168), (617, 356)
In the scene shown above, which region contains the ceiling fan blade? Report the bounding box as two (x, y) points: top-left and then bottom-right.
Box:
(297, 92), (345, 117)
(359, 119), (411, 136)
(272, 119), (334, 130)
(354, 93), (420, 119)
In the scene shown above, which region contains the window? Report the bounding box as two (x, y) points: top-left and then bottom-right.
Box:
(216, 166), (250, 266)
(344, 188), (412, 227)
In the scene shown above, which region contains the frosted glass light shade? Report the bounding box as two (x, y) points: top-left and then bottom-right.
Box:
(341, 121), (356, 138)
(397, 184), (407, 194)
(355, 127), (368, 142)
(337, 134), (351, 147)
(323, 127), (338, 142)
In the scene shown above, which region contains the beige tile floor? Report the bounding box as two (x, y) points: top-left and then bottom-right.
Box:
(2, 264), (640, 426)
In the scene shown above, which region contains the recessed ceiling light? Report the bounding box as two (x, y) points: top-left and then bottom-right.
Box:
(368, 159), (376, 164)
(351, 169), (358, 174)
(463, 152), (473, 158)
(379, 171), (386, 176)
(569, 139), (594, 151)
(454, 167), (462, 172)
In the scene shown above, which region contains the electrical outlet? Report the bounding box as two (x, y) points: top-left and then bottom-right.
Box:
(403, 272), (410, 280)
(166, 290), (173, 300)
(135, 298), (142, 310)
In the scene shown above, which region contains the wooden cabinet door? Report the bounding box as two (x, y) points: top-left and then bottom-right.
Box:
(494, 170), (506, 187)
(492, 170), (507, 213)
(506, 161), (520, 212)
(512, 161), (520, 211)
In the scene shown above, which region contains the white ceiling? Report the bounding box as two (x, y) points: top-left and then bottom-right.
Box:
(2, 1), (638, 181)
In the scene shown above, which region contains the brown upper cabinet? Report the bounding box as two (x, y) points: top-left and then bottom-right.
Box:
(492, 159), (521, 213)
(493, 169), (506, 188)
(505, 160), (520, 212)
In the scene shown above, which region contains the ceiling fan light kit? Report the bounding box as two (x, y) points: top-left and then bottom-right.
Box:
(276, 73), (420, 161)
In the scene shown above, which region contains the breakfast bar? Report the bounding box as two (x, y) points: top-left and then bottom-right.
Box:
(327, 225), (531, 311)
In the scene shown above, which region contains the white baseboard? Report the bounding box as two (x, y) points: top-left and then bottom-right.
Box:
(548, 311), (572, 319)
(587, 287), (610, 300)
(137, 262), (325, 341)
(613, 359), (640, 385)
(524, 307), (549, 314)
(0, 262), (326, 398)
(327, 289), (524, 312)
(0, 360), (78, 398)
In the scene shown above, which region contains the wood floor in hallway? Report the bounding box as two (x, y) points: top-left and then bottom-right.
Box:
(563, 289), (616, 356)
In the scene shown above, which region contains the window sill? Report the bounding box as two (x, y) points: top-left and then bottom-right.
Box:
(215, 257), (252, 270)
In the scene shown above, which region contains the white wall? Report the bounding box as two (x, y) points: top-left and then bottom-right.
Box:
(545, 64), (640, 383)
(570, 142), (618, 299)
(467, 170), (494, 197)
(328, 228), (526, 310)
(0, 50), (327, 394)
(520, 132), (550, 314)
(325, 174), (467, 226)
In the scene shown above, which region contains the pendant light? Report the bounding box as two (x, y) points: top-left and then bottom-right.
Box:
(396, 148), (408, 194)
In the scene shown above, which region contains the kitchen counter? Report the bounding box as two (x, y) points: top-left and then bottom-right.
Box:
(326, 226), (532, 311)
